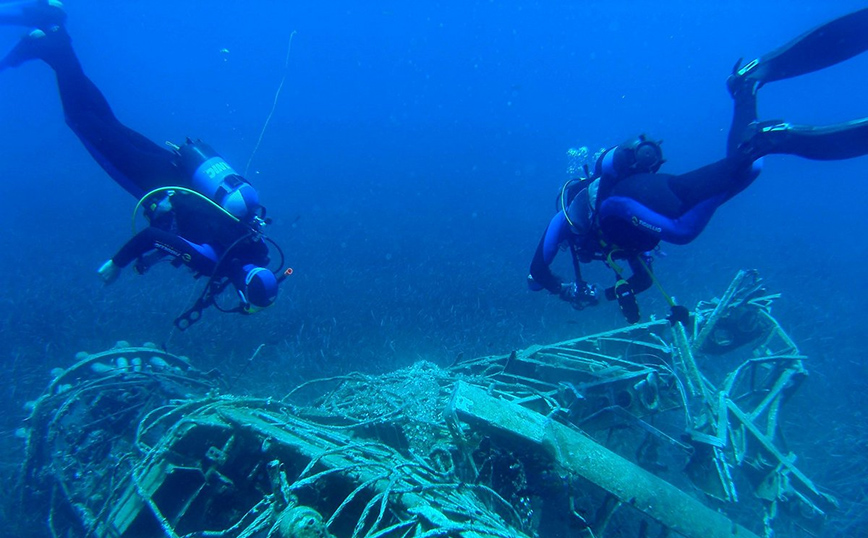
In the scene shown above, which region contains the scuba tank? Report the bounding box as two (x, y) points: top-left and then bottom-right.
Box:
(177, 139), (262, 221)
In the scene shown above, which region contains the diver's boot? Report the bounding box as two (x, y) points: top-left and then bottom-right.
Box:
(0, 22), (69, 71)
(726, 58), (763, 101)
(0, 0), (65, 28)
(737, 120), (788, 160)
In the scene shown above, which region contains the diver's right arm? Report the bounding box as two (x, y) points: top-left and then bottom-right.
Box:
(528, 212), (599, 309)
(528, 212), (570, 294)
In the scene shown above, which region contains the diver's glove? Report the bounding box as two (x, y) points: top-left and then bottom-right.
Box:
(667, 304), (691, 327)
(560, 281), (600, 310)
(144, 193), (174, 225)
(613, 279), (640, 324)
(97, 259), (121, 285)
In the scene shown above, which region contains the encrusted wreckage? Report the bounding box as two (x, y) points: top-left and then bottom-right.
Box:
(19, 270), (834, 537)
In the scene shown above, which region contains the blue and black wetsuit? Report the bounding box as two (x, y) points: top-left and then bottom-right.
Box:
(597, 7), (868, 251)
(530, 8), (868, 315)
(528, 177), (652, 305)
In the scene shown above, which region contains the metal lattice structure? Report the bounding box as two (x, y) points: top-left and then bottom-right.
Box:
(18, 270), (834, 538)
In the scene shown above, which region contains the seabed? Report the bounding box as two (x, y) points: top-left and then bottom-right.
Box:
(17, 270), (833, 538)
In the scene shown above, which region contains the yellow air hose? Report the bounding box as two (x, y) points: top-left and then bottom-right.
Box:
(131, 186), (240, 235)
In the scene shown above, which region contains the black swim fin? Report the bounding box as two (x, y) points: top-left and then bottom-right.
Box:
(734, 8), (868, 88)
(740, 118), (868, 161)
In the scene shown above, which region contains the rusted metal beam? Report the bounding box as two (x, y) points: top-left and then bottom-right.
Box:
(450, 381), (760, 538)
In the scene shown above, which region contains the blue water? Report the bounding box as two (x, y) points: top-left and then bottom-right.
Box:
(1, 0), (867, 533)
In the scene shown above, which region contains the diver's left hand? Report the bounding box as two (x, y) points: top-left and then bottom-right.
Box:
(97, 259), (121, 285)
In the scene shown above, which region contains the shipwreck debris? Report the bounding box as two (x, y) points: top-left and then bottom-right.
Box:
(18, 270), (833, 537)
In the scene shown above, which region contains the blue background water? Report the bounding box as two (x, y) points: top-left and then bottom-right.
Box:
(1, 0), (867, 532)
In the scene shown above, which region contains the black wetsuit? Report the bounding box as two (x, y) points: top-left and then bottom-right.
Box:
(1, 22), (270, 283)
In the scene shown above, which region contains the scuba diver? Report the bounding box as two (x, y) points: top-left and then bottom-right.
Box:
(1, 1), (288, 329)
(529, 7), (868, 324)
